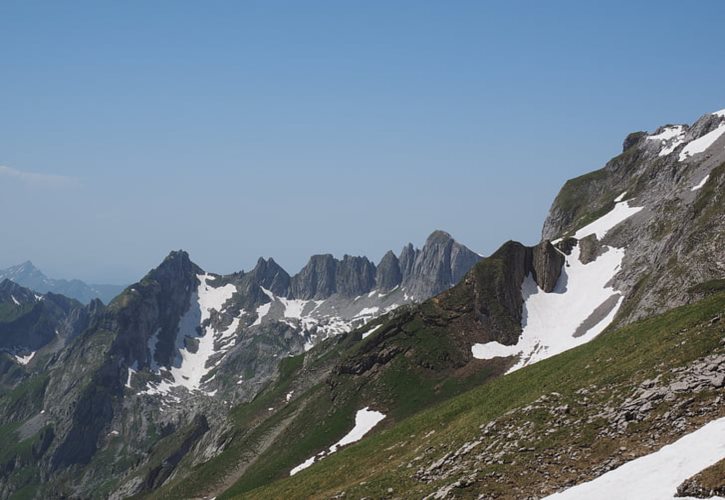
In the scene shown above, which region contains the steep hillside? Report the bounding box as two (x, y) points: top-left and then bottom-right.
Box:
(241, 290), (724, 499)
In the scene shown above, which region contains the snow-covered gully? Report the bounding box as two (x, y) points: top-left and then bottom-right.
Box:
(471, 194), (642, 372)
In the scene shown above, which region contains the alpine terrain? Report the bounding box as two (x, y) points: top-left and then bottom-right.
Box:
(1, 108), (724, 500)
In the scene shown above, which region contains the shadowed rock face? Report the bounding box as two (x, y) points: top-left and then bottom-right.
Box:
(0, 279), (87, 352)
(375, 251), (402, 292)
(290, 254), (339, 299)
(529, 240), (566, 293)
(109, 250), (203, 370)
(249, 257), (290, 296)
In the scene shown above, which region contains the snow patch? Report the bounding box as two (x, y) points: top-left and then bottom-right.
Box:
(472, 244), (624, 372)
(125, 362), (138, 389)
(647, 126), (686, 157)
(613, 191), (627, 202)
(546, 417), (725, 499)
(713, 109), (725, 118)
(362, 324), (382, 339)
(14, 351), (35, 365)
(290, 407), (385, 476)
(11, 295), (20, 306)
(679, 122), (725, 161)
(355, 306), (380, 318)
(691, 174), (710, 191)
(573, 200), (643, 240)
(252, 302), (271, 326)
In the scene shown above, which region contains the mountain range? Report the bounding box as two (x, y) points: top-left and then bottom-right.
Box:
(0, 108), (723, 499)
(0, 262), (125, 305)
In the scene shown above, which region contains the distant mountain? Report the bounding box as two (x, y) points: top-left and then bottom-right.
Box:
(0, 229), (482, 498)
(0, 261), (125, 304)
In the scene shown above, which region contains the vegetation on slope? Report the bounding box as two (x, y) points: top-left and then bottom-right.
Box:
(240, 291), (724, 499)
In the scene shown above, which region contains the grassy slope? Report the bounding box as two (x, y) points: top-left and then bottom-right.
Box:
(240, 291), (725, 499)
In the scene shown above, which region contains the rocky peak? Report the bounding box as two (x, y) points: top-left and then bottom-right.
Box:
(290, 254), (338, 300)
(147, 250), (204, 289)
(375, 251), (402, 292)
(336, 255), (376, 297)
(403, 230), (482, 299)
(290, 254), (377, 299)
(249, 257), (290, 296)
(398, 243), (419, 282)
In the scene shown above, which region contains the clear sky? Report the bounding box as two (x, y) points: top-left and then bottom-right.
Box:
(1, 1), (724, 284)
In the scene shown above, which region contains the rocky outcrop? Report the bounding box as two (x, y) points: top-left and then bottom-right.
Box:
(528, 240), (565, 293)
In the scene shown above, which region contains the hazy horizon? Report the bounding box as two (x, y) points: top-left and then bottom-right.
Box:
(2, 1), (724, 284)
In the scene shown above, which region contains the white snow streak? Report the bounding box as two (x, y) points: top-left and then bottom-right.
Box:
(546, 417), (725, 500)
(362, 324), (382, 339)
(355, 306), (380, 317)
(679, 122), (725, 161)
(573, 200), (643, 240)
(290, 407), (385, 476)
(14, 351), (35, 365)
(125, 362), (138, 389)
(11, 295), (20, 306)
(691, 174), (710, 191)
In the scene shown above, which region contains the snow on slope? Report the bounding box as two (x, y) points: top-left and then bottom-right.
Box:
(546, 417), (725, 500)
(471, 245), (625, 372)
(679, 121), (725, 162)
(573, 199), (643, 240)
(691, 174), (710, 191)
(290, 407), (386, 476)
(647, 125), (686, 157)
(144, 274), (237, 395)
(472, 195), (642, 372)
(14, 351), (36, 365)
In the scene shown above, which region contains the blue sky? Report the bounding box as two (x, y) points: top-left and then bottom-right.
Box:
(1, 1), (724, 284)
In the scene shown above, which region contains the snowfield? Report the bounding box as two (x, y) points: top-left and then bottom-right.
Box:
(290, 407), (386, 476)
(679, 121), (725, 161)
(143, 274), (238, 395)
(546, 417), (725, 500)
(573, 200), (643, 240)
(472, 195), (642, 371)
